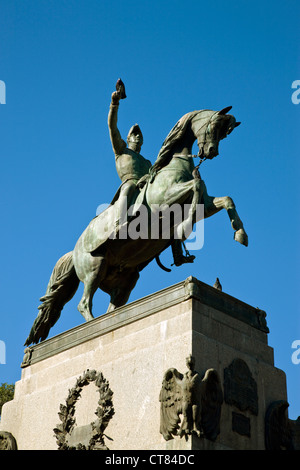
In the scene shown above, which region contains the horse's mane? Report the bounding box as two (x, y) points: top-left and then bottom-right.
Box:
(154, 111), (198, 166)
(152, 110), (213, 171)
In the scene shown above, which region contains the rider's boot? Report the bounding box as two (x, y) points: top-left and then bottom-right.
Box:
(171, 240), (195, 267)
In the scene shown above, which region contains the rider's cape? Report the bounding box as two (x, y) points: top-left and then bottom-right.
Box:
(83, 206), (116, 253)
(83, 180), (147, 253)
(83, 183), (122, 253)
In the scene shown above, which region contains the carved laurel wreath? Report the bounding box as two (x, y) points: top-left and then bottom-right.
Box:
(53, 369), (114, 450)
(0, 431), (18, 450)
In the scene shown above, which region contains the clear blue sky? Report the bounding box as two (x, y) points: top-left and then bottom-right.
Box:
(0, 0), (299, 420)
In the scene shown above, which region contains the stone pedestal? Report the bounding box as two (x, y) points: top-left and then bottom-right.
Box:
(0, 277), (292, 450)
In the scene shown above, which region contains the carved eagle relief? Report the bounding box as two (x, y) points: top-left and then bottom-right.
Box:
(159, 356), (223, 442)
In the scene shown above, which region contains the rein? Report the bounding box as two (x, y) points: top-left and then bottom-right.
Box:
(173, 153), (207, 167)
(171, 154), (207, 181)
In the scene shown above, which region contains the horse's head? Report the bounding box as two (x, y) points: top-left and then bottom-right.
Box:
(191, 107), (241, 159)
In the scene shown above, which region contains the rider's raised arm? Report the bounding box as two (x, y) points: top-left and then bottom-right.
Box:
(108, 92), (126, 156)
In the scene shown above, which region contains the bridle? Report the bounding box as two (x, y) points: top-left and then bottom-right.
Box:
(173, 111), (220, 160)
(172, 111), (223, 179)
(192, 110), (222, 156)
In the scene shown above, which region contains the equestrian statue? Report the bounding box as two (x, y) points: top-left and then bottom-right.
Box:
(25, 79), (247, 346)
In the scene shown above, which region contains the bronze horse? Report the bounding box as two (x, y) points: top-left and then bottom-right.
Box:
(25, 107), (247, 345)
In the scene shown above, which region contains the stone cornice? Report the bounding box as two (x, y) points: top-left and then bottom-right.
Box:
(21, 276), (268, 368)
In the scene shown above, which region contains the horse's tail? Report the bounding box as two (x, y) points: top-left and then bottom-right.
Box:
(24, 251), (80, 346)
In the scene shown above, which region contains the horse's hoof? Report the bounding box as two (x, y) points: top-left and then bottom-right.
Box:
(234, 229), (248, 247)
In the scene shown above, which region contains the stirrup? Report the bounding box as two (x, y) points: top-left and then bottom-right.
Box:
(172, 254), (195, 267)
(171, 242), (195, 267)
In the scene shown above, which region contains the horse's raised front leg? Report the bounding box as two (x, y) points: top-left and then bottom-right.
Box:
(202, 183), (248, 246)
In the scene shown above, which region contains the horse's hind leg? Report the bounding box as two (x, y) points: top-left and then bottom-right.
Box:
(106, 269), (140, 313)
(77, 255), (107, 321)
